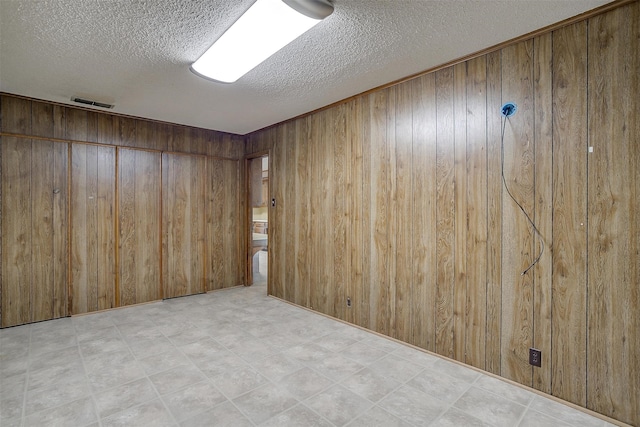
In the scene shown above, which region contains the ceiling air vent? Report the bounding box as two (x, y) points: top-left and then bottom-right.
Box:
(71, 97), (114, 109)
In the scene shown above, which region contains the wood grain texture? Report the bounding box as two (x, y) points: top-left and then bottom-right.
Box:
(118, 148), (161, 306)
(465, 56), (488, 370)
(393, 81), (413, 343)
(207, 158), (242, 291)
(1, 138), (68, 327)
(1, 138), (32, 327)
(369, 89), (391, 336)
(223, 159), (242, 289)
(453, 62), (468, 362)
(295, 117), (311, 308)
(333, 104), (347, 321)
(242, 6), (640, 423)
(162, 153), (207, 298)
(283, 123), (297, 302)
(552, 21), (588, 406)
(485, 50), (503, 375)
(31, 101), (54, 137)
(532, 31), (553, 395)
(31, 140), (56, 322)
(271, 127), (285, 299)
(71, 144), (116, 314)
(207, 158), (225, 290)
(357, 95), (372, 329)
(435, 68), (455, 359)
(1, 2), (638, 424)
(347, 100), (362, 324)
(0, 96), (31, 134)
(587, 3), (640, 425)
(500, 40), (535, 387)
(1, 94), (244, 159)
(410, 73), (437, 351)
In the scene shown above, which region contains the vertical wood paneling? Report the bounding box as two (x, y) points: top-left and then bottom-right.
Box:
(465, 56), (488, 369)
(552, 21), (588, 406)
(369, 90), (391, 335)
(500, 40), (535, 386)
(118, 148), (161, 306)
(70, 144), (116, 314)
(1, 94), (246, 326)
(1, 3), (638, 423)
(52, 141), (69, 318)
(295, 117), (311, 308)
(485, 50), (503, 375)
(271, 127), (285, 298)
(1, 138), (32, 327)
(357, 95), (372, 329)
(162, 153), (207, 298)
(207, 158), (224, 290)
(587, 3), (640, 425)
(1, 138), (68, 327)
(309, 114), (321, 310)
(31, 140), (55, 322)
(333, 104), (348, 321)
(284, 122), (297, 302)
(347, 100), (362, 324)
(532, 32), (554, 394)
(435, 68), (455, 359)
(31, 101), (54, 138)
(207, 157), (242, 291)
(241, 7), (638, 423)
(0, 96), (31, 134)
(410, 74), (437, 351)
(71, 144), (89, 314)
(453, 62), (468, 361)
(394, 82), (413, 343)
(386, 86), (397, 337)
(222, 159), (242, 289)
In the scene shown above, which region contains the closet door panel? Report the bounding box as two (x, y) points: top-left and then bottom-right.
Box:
(118, 148), (161, 306)
(71, 144), (116, 314)
(162, 153), (207, 299)
(1, 138), (68, 327)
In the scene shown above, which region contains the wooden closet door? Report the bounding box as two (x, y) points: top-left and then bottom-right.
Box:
(118, 148), (161, 306)
(71, 144), (116, 314)
(1, 138), (68, 327)
(162, 153), (207, 298)
(207, 158), (243, 291)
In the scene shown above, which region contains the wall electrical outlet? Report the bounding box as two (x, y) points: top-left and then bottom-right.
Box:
(529, 348), (542, 367)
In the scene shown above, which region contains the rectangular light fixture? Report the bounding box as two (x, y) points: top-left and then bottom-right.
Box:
(191, 0), (333, 83)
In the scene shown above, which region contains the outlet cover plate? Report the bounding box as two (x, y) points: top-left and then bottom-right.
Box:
(529, 348), (542, 367)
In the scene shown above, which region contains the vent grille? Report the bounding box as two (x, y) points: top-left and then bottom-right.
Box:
(71, 97), (114, 109)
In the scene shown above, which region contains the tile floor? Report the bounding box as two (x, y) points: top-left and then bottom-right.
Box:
(1, 277), (616, 426)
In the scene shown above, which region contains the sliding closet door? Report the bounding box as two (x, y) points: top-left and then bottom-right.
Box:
(1, 138), (68, 327)
(71, 144), (116, 314)
(207, 158), (243, 291)
(162, 153), (207, 298)
(118, 148), (162, 305)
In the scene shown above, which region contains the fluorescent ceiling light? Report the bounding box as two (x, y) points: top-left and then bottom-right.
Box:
(191, 0), (334, 83)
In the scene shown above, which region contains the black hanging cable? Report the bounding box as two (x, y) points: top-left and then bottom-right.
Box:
(500, 116), (544, 275)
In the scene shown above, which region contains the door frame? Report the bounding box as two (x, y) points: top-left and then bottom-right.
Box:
(244, 150), (270, 291)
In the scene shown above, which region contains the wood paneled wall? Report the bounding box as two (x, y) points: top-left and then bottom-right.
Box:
(1, 138), (68, 326)
(1, 94), (245, 325)
(71, 144), (116, 313)
(246, 2), (640, 424)
(207, 158), (243, 292)
(119, 149), (162, 306)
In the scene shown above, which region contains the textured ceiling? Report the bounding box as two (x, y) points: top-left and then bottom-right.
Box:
(0, 0), (613, 135)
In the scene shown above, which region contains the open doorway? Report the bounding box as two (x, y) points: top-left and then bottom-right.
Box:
(248, 155), (268, 287)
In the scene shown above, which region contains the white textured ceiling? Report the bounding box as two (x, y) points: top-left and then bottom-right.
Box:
(0, 0), (613, 135)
